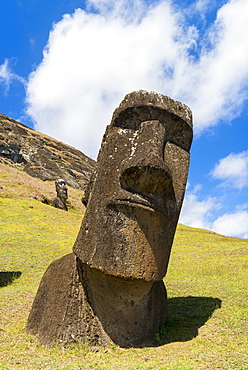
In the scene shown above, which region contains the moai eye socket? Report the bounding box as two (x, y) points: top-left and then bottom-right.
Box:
(163, 141), (191, 207)
(112, 104), (193, 153)
(162, 115), (193, 153)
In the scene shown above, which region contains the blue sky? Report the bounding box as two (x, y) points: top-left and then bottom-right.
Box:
(1, 0), (248, 238)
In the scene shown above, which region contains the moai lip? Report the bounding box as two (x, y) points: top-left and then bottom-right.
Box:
(26, 90), (193, 347)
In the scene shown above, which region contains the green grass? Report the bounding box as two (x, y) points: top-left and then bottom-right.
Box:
(1, 198), (248, 369)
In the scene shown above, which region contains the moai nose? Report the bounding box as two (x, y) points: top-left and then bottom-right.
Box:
(119, 120), (173, 202)
(120, 165), (172, 199)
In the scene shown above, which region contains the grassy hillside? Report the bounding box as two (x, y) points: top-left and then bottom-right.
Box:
(0, 164), (248, 369)
(0, 163), (84, 210)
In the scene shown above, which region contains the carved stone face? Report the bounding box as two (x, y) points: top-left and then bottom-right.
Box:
(55, 179), (68, 200)
(73, 91), (193, 281)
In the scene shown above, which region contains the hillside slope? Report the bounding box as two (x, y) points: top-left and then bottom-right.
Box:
(0, 193), (248, 369)
(0, 113), (95, 189)
(0, 164), (248, 370)
(0, 162), (85, 211)
(0, 118), (248, 369)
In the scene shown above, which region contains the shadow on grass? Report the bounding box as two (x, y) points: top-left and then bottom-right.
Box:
(0, 271), (22, 287)
(156, 296), (222, 345)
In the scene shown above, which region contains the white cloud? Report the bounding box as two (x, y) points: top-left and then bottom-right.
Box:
(194, 0), (215, 14)
(26, 1), (187, 157)
(86, 0), (148, 20)
(211, 210), (248, 238)
(179, 186), (218, 230)
(0, 59), (26, 94)
(171, 0), (248, 132)
(25, 0), (248, 158)
(211, 151), (248, 189)
(180, 186), (248, 238)
(0, 59), (13, 91)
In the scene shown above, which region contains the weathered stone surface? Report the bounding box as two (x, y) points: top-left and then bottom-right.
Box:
(26, 254), (107, 346)
(26, 253), (166, 347)
(0, 113), (95, 189)
(74, 91), (193, 281)
(26, 90), (193, 347)
(52, 179), (68, 211)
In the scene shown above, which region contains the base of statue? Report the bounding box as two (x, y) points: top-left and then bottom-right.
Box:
(26, 253), (167, 347)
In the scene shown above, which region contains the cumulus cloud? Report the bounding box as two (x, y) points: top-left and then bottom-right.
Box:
(26, 1), (187, 157)
(211, 210), (248, 238)
(211, 151), (248, 189)
(191, 0), (248, 129)
(180, 185), (248, 238)
(179, 186), (218, 230)
(25, 0), (248, 158)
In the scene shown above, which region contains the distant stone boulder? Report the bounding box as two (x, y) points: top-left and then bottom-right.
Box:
(0, 113), (95, 189)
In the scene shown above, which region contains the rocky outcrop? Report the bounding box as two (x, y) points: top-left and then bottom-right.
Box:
(0, 113), (95, 189)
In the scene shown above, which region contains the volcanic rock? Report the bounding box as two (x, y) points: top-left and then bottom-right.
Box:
(0, 113), (95, 189)
(26, 90), (193, 347)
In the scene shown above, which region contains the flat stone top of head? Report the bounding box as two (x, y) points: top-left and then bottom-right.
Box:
(56, 179), (66, 185)
(111, 90), (192, 130)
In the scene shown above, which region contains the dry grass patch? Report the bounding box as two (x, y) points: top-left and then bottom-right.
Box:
(0, 162), (84, 211)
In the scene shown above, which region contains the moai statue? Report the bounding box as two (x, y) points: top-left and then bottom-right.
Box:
(52, 179), (68, 211)
(26, 91), (193, 347)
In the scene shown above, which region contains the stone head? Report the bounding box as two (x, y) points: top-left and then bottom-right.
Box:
(55, 179), (68, 200)
(73, 90), (193, 281)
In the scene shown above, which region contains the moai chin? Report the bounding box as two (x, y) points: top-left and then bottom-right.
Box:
(26, 90), (193, 347)
(52, 179), (68, 211)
